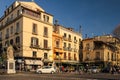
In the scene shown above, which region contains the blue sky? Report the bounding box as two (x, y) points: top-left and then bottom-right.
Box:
(0, 0), (120, 38)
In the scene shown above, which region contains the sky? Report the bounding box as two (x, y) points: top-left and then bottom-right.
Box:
(0, 0), (120, 38)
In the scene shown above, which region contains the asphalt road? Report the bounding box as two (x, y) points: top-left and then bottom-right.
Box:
(0, 72), (120, 80)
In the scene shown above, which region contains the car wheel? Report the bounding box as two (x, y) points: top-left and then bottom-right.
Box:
(51, 71), (54, 74)
(38, 71), (42, 74)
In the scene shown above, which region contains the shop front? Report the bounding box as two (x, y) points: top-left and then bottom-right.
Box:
(25, 59), (43, 71)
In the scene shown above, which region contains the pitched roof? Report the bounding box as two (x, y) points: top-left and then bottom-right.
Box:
(18, 1), (44, 12)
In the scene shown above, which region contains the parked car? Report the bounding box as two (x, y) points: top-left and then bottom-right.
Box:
(88, 66), (99, 73)
(101, 67), (110, 73)
(36, 66), (56, 74)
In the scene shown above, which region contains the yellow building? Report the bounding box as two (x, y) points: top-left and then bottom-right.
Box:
(0, 1), (53, 71)
(82, 35), (120, 68)
(52, 24), (82, 70)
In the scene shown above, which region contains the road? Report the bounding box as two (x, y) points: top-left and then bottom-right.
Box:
(0, 72), (120, 80)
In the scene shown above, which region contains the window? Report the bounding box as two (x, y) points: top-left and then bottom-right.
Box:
(112, 53), (116, 61)
(74, 36), (76, 40)
(44, 39), (48, 48)
(0, 32), (2, 40)
(5, 40), (9, 47)
(56, 40), (60, 48)
(6, 28), (9, 39)
(33, 51), (37, 57)
(63, 42), (66, 48)
(74, 36), (77, 43)
(31, 37), (39, 46)
(17, 10), (20, 16)
(68, 53), (71, 60)
(68, 43), (71, 51)
(68, 34), (71, 41)
(10, 26), (13, 34)
(10, 39), (14, 45)
(43, 27), (48, 37)
(44, 53), (48, 59)
(43, 15), (49, 22)
(7, 17), (9, 23)
(64, 52), (66, 59)
(16, 22), (20, 33)
(16, 36), (20, 44)
(63, 33), (67, 38)
(95, 52), (100, 60)
(11, 14), (13, 20)
(74, 54), (77, 60)
(68, 43), (71, 48)
(68, 34), (71, 39)
(86, 43), (90, 50)
(108, 52), (110, 60)
(32, 23), (37, 34)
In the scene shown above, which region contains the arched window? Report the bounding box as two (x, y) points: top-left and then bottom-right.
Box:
(10, 39), (14, 45)
(16, 36), (20, 44)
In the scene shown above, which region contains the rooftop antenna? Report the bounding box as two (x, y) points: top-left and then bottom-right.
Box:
(79, 25), (82, 34)
(85, 34), (88, 38)
(55, 20), (58, 26)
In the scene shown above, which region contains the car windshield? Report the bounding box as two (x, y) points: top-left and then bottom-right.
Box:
(92, 66), (97, 69)
(42, 66), (52, 69)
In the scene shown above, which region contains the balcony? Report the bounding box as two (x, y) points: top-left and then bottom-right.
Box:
(68, 38), (72, 42)
(43, 34), (48, 38)
(63, 36), (68, 41)
(74, 40), (77, 43)
(63, 47), (68, 51)
(74, 48), (77, 52)
(15, 32), (19, 35)
(30, 44), (40, 49)
(43, 46), (51, 50)
(22, 9), (41, 21)
(68, 47), (72, 51)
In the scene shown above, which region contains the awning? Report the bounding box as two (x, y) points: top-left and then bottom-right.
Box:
(25, 59), (43, 65)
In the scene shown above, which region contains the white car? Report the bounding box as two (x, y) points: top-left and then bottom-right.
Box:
(36, 66), (56, 74)
(88, 66), (99, 73)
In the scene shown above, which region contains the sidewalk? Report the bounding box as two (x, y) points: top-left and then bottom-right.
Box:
(78, 72), (120, 80)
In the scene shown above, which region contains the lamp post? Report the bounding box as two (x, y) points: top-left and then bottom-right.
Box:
(88, 48), (91, 67)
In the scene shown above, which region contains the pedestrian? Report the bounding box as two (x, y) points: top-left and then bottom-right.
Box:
(62, 66), (64, 72)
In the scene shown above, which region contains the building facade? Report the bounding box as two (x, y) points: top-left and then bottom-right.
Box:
(52, 24), (82, 70)
(82, 35), (120, 68)
(0, 1), (53, 71)
(0, 1), (83, 71)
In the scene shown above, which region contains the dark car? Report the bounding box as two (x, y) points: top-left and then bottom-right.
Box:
(101, 67), (110, 73)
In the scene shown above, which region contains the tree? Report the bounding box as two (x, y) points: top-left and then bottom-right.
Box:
(112, 24), (120, 38)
